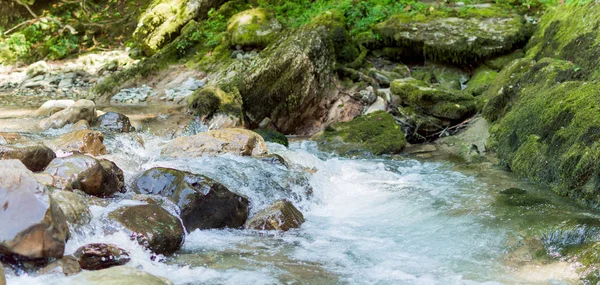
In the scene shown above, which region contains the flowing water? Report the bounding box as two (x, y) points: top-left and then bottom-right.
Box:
(2, 108), (596, 285)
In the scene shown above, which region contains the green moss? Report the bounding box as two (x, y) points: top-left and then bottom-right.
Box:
(487, 58), (600, 208)
(465, 66), (498, 96)
(484, 50), (525, 71)
(188, 86), (242, 118)
(253, 128), (289, 147)
(226, 8), (281, 48)
(390, 78), (477, 120)
(316, 111), (406, 155)
(524, 3), (600, 80)
(495, 186), (549, 207)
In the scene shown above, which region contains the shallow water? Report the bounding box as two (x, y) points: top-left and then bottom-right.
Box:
(3, 121), (594, 285)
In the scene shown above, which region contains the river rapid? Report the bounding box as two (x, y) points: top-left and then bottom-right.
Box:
(1, 106), (595, 285)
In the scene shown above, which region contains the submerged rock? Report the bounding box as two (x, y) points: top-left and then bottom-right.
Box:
(0, 160), (68, 259)
(74, 243), (130, 270)
(52, 130), (107, 156)
(66, 266), (174, 285)
(161, 128), (267, 157)
(39, 99), (96, 130)
(374, 7), (531, 65)
(0, 144), (56, 172)
(314, 111), (406, 155)
(44, 155), (125, 197)
(132, 167), (249, 231)
(245, 200), (305, 231)
(227, 8), (282, 48)
(92, 112), (134, 133)
(108, 204), (184, 255)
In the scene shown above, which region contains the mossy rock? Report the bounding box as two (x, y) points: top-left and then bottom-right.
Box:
(495, 188), (549, 207)
(315, 111), (406, 155)
(411, 62), (470, 91)
(374, 7), (532, 65)
(485, 57), (600, 208)
(227, 8), (282, 49)
(133, 0), (228, 56)
(525, 3), (600, 80)
(465, 66), (498, 96)
(309, 10), (359, 63)
(484, 50), (525, 71)
(188, 86), (242, 118)
(390, 78), (477, 121)
(253, 128), (289, 147)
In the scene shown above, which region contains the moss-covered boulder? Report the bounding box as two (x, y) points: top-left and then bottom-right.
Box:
(308, 10), (359, 63)
(484, 50), (525, 71)
(390, 78), (477, 121)
(237, 18), (336, 134)
(253, 128), (289, 147)
(226, 8), (281, 49)
(411, 63), (470, 91)
(483, 57), (600, 207)
(465, 67), (498, 97)
(188, 86), (243, 124)
(374, 7), (531, 65)
(525, 3), (600, 80)
(133, 0), (228, 56)
(314, 111), (406, 155)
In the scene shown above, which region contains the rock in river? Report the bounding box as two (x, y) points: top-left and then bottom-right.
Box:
(74, 243), (131, 270)
(161, 128), (267, 158)
(44, 155), (124, 197)
(0, 144), (56, 172)
(92, 112), (134, 133)
(0, 160), (68, 259)
(132, 167), (250, 231)
(39, 99), (96, 130)
(52, 130), (107, 156)
(66, 266), (173, 285)
(108, 204), (184, 255)
(245, 200), (305, 231)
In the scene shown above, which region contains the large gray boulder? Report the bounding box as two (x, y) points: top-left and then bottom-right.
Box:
(0, 160), (68, 259)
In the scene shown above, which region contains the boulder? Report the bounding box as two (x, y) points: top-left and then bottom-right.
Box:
(253, 128), (289, 147)
(26, 61), (50, 78)
(374, 7), (532, 65)
(390, 78), (477, 121)
(0, 160), (68, 259)
(396, 106), (449, 143)
(411, 63), (470, 91)
(66, 266), (173, 285)
(92, 112), (134, 133)
(40, 99), (96, 130)
(245, 200), (305, 231)
(314, 111), (406, 155)
(37, 256), (81, 276)
(74, 243), (130, 270)
(50, 190), (92, 230)
(161, 128), (267, 158)
(0, 144), (56, 172)
(132, 167), (249, 231)
(133, 0), (228, 56)
(227, 8), (282, 48)
(34, 173), (73, 191)
(108, 204), (184, 255)
(188, 86), (243, 126)
(33, 100), (75, 117)
(465, 67), (498, 97)
(236, 21), (336, 134)
(43, 155), (125, 197)
(365, 97), (387, 115)
(51, 130), (107, 156)
(436, 117), (490, 163)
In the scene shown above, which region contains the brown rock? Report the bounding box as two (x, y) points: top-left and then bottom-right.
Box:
(161, 128), (267, 158)
(0, 160), (69, 259)
(37, 255), (81, 276)
(0, 144), (56, 172)
(52, 130), (106, 156)
(74, 243), (130, 270)
(34, 173), (73, 191)
(108, 204), (184, 255)
(43, 155), (124, 197)
(245, 200), (305, 231)
(0, 133), (22, 145)
(39, 99), (96, 130)
(71, 120), (90, 131)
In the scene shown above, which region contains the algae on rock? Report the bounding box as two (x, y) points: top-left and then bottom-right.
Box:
(314, 111), (406, 155)
(226, 8), (281, 48)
